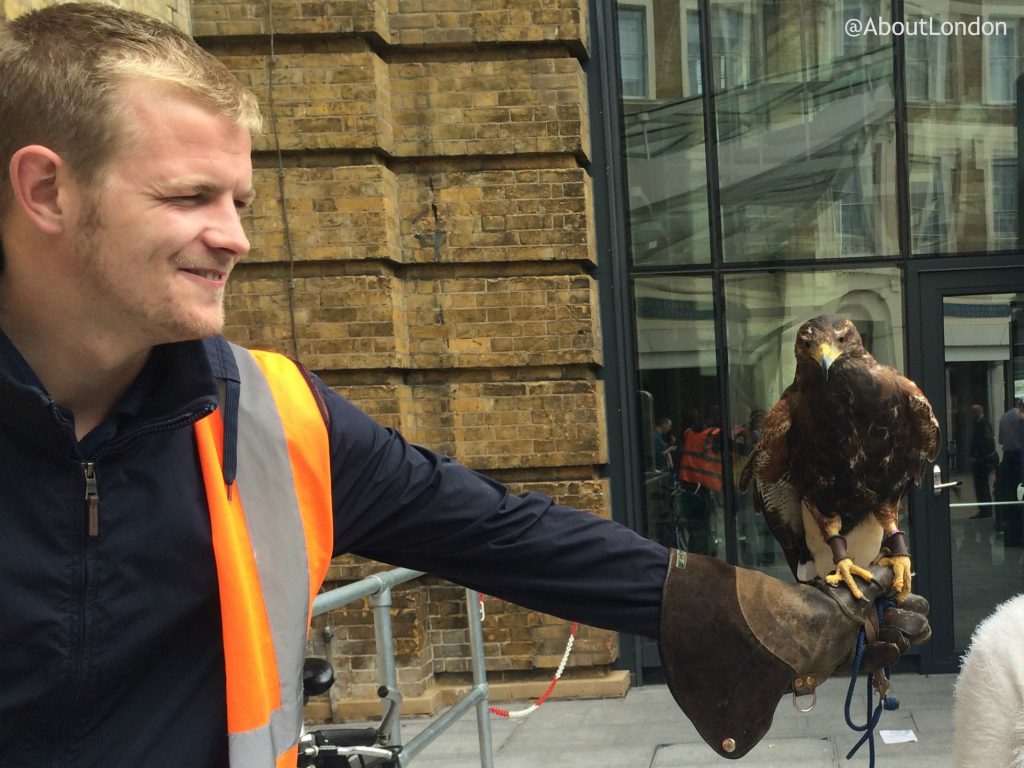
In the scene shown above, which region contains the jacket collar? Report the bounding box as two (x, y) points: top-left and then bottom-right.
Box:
(0, 328), (222, 452)
(203, 336), (241, 487)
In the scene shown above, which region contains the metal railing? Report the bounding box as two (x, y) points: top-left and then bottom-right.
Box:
(311, 569), (495, 768)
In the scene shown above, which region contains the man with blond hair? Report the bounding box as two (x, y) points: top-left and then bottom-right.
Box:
(0, 4), (928, 767)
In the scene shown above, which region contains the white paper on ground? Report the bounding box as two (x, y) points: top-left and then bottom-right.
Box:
(879, 730), (918, 744)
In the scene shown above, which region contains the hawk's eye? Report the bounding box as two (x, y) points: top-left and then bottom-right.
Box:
(836, 334), (846, 344)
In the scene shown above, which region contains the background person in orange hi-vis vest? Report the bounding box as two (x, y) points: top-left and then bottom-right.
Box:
(677, 410), (722, 556)
(0, 5), (930, 766)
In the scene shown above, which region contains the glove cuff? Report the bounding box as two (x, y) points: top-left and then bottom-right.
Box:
(658, 551), (797, 759)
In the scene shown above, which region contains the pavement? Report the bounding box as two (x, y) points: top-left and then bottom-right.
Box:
(386, 672), (958, 768)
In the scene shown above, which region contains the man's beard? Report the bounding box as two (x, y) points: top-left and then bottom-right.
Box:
(73, 200), (227, 344)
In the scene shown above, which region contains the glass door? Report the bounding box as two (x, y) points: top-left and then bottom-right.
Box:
(908, 258), (1024, 672)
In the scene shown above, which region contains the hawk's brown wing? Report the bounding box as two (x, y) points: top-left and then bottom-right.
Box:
(739, 391), (812, 579)
(896, 372), (942, 483)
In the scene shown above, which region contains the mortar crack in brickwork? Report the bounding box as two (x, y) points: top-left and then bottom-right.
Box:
(412, 177), (446, 261)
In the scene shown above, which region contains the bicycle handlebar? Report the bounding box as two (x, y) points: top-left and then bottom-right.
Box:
(298, 672), (404, 768)
(298, 729), (400, 766)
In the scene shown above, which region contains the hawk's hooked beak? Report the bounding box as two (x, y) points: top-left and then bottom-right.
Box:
(816, 343), (837, 377)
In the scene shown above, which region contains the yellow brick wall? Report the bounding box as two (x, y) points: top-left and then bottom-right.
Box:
(202, 0), (611, 707)
(7, 0), (614, 710)
(191, 0), (586, 48)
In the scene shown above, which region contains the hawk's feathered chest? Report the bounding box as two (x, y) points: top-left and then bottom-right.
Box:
(785, 356), (922, 527)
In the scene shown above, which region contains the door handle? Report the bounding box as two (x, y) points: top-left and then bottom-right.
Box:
(932, 464), (962, 495)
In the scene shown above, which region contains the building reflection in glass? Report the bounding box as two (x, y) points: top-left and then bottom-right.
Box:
(618, 0), (1024, 264)
(633, 276), (723, 557)
(906, 2), (1023, 254)
(619, 0), (902, 265)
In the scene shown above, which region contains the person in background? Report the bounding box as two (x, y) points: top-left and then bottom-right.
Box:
(652, 415), (675, 472)
(969, 403), (997, 519)
(996, 398), (1024, 543)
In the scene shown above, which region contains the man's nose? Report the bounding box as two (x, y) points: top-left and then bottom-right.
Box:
(206, 199), (251, 256)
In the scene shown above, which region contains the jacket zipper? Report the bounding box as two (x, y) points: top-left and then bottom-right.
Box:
(76, 404), (216, 539)
(60, 461), (99, 748)
(53, 404), (215, 751)
(83, 461), (99, 537)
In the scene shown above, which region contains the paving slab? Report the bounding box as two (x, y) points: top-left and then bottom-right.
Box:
(337, 672), (957, 768)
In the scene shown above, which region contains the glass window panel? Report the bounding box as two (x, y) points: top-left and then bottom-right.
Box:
(905, 16), (947, 103)
(710, 6), (757, 91)
(906, 34), (930, 102)
(687, 10), (703, 95)
(724, 267), (904, 576)
(909, 157), (947, 252)
(941, 294), (1024, 649)
(991, 158), (1017, 248)
(907, 3), (1024, 254)
(619, 6), (650, 98)
(714, 0), (898, 263)
(619, 1), (711, 267)
(988, 22), (1017, 104)
(841, 0), (869, 57)
(634, 276), (723, 558)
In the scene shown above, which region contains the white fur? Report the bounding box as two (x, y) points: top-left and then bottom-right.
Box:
(953, 594), (1024, 767)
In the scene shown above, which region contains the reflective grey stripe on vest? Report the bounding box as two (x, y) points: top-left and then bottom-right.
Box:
(226, 344), (311, 768)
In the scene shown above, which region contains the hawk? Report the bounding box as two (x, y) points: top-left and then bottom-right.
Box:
(739, 315), (940, 600)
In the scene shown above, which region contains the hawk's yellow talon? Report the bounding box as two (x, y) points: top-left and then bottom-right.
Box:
(878, 554), (912, 598)
(825, 557), (873, 600)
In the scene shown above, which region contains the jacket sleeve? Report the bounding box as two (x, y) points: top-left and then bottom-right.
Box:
(315, 377), (667, 639)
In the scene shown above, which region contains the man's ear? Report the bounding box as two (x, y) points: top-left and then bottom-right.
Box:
(8, 145), (69, 235)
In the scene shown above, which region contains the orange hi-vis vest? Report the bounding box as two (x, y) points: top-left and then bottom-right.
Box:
(678, 427), (723, 492)
(193, 344), (334, 768)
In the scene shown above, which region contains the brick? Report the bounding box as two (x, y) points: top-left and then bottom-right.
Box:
(217, 47), (393, 154)
(403, 274), (600, 370)
(245, 164), (401, 264)
(389, 0), (587, 49)
(224, 274), (409, 370)
(399, 380), (608, 469)
(391, 58), (588, 159)
(397, 168), (596, 265)
(193, 0), (389, 37)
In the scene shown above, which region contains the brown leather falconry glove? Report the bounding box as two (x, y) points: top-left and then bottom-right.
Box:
(658, 550), (930, 760)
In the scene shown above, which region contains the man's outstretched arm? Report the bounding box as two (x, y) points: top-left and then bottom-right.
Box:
(316, 378), (930, 759)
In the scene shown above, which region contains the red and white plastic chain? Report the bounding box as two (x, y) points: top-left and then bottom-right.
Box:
(479, 594), (578, 719)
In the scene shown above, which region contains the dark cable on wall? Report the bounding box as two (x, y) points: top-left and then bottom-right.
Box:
(265, 0), (301, 362)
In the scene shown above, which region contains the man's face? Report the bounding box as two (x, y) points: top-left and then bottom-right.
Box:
(67, 80), (254, 347)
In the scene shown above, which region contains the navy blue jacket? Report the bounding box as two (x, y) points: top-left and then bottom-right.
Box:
(0, 332), (667, 767)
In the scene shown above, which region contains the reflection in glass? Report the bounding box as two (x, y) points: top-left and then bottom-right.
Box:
(724, 268), (904, 576)
(988, 20), (1018, 104)
(906, 2), (1024, 254)
(714, 0), (898, 262)
(619, 5), (651, 98)
(619, 1), (711, 267)
(942, 295), (1024, 650)
(634, 276), (723, 558)
(906, 15), (944, 102)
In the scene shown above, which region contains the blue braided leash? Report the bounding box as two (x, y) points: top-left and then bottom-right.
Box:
(843, 599), (900, 765)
